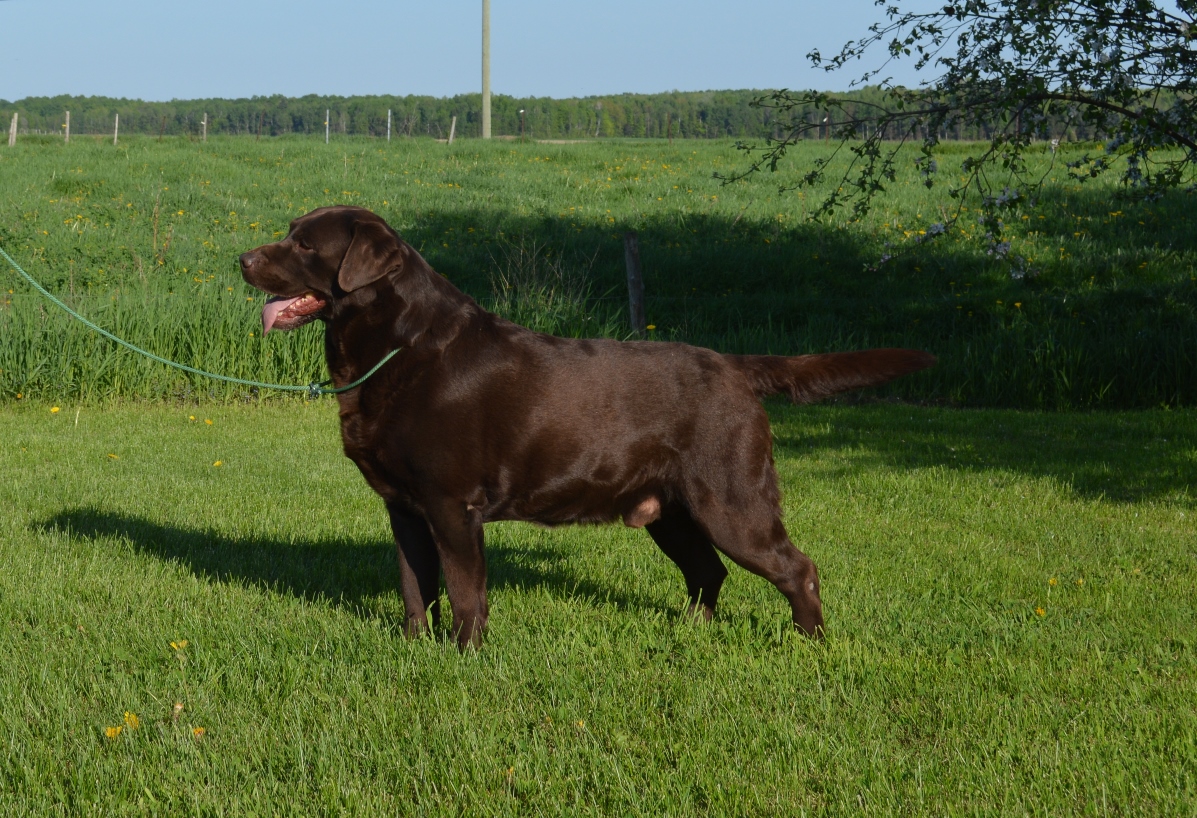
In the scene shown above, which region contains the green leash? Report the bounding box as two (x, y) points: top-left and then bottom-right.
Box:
(0, 244), (400, 399)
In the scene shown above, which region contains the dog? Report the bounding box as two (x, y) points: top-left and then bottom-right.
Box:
(240, 206), (934, 648)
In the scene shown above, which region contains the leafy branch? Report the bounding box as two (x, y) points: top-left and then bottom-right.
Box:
(721, 0), (1197, 269)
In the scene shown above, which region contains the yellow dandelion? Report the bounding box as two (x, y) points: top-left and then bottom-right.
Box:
(1076, 578), (1084, 586)
(189, 415), (196, 422)
(204, 419), (213, 425)
(50, 406), (60, 414)
(124, 712), (140, 730)
(1035, 607), (1045, 617)
(170, 640), (189, 650)
(213, 461), (223, 468)
(105, 726), (123, 739)
(193, 727), (206, 738)
(1049, 577), (1058, 586)
(107, 453), (119, 460)
(646, 324), (657, 331)
(575, 720), (585, 728)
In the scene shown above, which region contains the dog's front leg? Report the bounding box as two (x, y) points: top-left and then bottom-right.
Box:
(387, 504), (442, 637)
(424, 501), (488, 650)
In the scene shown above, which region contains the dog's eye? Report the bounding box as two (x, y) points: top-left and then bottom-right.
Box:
(295, 237), (313, 251)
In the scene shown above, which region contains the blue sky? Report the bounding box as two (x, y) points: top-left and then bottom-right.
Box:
(0, 0), (932, 101)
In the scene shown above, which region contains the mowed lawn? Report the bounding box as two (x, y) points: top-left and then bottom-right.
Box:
(1, 400), (1193, 815)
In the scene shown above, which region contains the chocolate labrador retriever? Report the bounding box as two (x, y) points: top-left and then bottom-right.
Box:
(240, 206), (934, 648)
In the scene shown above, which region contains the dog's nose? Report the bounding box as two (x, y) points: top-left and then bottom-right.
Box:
(239, 251), (259, 272)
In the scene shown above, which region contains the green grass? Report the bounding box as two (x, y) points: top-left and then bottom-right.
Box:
(1, 134), (1196, 407)
(1, 400), (1194, 814)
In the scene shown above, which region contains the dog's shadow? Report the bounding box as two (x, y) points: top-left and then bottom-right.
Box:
(37, 508), (672, 624)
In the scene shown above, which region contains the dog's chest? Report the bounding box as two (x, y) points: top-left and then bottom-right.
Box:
(338, 406), (431, 504)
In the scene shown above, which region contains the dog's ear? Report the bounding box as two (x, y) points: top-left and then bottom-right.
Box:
(337, 219), (405, 292)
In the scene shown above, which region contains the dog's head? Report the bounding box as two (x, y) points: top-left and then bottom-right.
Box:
(239, 206), (407, 333)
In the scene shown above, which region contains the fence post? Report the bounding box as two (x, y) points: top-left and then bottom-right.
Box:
(65, 110), (70, 143)
(448, 115), (457, 145)
(113, 113), (119, 146)
(623, 231), (647, 338)
(8, 112), (17, 147)
(202, 112), (208, 142)
(387, 109), (392, 142)
(325, 109), (330, 144)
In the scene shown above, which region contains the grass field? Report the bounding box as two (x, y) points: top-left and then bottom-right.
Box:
(1, 400), (1195, 815)
(1, 134), (1196, 408)
(2, 134), (1196, 814)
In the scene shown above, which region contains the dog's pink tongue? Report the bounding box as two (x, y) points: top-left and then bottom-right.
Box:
(262, 295), (301, 334)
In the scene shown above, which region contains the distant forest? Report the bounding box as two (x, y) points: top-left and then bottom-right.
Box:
(2, 88), (1109, 142)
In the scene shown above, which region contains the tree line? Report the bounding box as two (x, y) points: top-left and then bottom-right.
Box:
(2, 88), (1118, 142)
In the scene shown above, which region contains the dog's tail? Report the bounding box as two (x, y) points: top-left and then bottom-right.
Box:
(726, 348), (936, 404)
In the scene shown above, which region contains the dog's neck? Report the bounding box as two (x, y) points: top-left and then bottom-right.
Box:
(324, 252), (480, 384)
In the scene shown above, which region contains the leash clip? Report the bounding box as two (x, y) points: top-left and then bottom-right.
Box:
(307, 381), (324, 400)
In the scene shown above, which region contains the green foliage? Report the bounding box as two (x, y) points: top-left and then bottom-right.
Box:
(1, 401), (1194, 814)
(1, 89), (809, 141)
(742, 1), (1197, 259)
(1, 136), (1196, 408)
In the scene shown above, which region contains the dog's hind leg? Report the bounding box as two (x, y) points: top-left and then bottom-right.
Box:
(689, 497), (824, 637)
(388, 505), (442, 637)
(645, 504), (728, 621)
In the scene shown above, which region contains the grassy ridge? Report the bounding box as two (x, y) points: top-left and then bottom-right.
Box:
(1, 400), (1194, 814)
(1, 134), (1196, 407)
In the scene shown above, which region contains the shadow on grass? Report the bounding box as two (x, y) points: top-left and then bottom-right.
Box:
(34, 508), (671, 621)
(397, 179), (1197, 409)
(772, 402), (1197, 506)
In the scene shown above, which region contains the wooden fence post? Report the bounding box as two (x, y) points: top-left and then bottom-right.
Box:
(325, 109), (330, 144)
(8, 112), (17, 148)
(113, 113), (119, 146)
(64, 110), (70, 143)
(623, 231), (647, 338)
(387, 109), (392, 142)
(202, 112), (208, 142)
(448, 115), (457, 144)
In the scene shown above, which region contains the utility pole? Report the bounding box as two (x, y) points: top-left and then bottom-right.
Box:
(481, 0), (491, 138)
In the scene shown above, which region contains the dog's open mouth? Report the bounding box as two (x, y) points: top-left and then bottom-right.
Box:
(262, 292), (327, 333)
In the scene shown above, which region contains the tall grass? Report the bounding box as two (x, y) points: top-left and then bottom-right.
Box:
(1, 134), (1194, 407)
